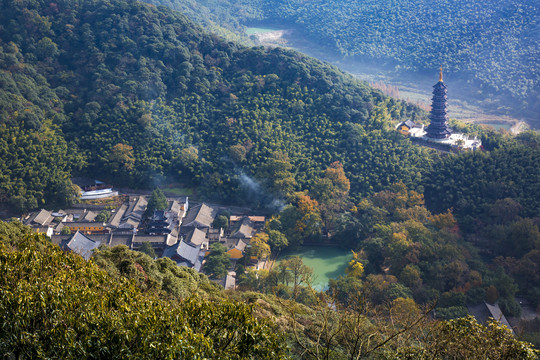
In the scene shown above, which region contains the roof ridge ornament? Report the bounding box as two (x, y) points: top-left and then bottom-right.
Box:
(439, 65), (443, 82)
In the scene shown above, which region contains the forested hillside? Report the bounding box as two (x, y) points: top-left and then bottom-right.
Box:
(147, 0), (539, 119)
(1, 0), (538, 223)
(2, 220), (538, 359)
(0, 221), (287, 359)
(423, 133), (540, 218)
(148, 0), (261, 41)
(0, 0), (427, 211)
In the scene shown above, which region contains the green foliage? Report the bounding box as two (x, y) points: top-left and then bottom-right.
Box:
(0, 0), (426, 210)
(186, 0), (539, 117)
(204, 243), (231, 279)
(95, 210), (111, 223)
(438, 291), (466, 308)
(266, 229), (288, 252)
(3, 221), (536, 359)
(138, 242), (157, 258)
(424, 316), (539, 359)
(498, 296), (522, 318)
(328, 275), (363, 307)
(423, 140), (540, 218)
(146, 189), (168, 216)
(213, 214), (229, 229)
(0, 221), (288, 359)
(60, 226), (72, 235)
(278, 256), (313, 299)
(435, 306), (470, 320)
(93, 245), (219, 298)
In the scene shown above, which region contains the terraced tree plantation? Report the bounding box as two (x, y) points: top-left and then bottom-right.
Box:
(277, 246), (353, 290)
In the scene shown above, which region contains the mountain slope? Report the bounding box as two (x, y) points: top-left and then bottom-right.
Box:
(0, 221), (287, 359)
(146, 0), (540, 120)
(0, 0), (426, 210)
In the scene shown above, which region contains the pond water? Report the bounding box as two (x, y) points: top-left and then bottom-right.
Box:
(277, 246), (353, 290)
(245, 27), (281, 35)
(481, 122), (512, 131)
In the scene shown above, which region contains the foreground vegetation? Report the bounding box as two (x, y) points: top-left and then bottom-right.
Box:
(1, 221), (538, 359)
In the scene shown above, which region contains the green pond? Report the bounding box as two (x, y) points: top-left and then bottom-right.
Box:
(277, 246), (353, 290)
(482, 122), (512, 131)
(245, 27), (280, 35)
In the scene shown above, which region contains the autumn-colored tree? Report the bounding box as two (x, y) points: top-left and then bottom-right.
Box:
(179, 146), (199, 166)
(371, 182), (408, 213)
(228, 144), (247, 162)
(485, 285), (499, 304)
(345, 250), (365, 278)
(430, 209), (457, 230)
(247, 233), (271, 260)
(400, 264), (422, 289)
(109, 143), (135, 175)
(312, 161), (351, 231)
(295, 193), (323, 241)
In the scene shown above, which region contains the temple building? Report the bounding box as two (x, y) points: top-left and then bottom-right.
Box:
(425, 67), (452, 139)
(395, 67), (481, 151)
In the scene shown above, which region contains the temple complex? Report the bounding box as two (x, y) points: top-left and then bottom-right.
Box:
(395, 67), (481, 151)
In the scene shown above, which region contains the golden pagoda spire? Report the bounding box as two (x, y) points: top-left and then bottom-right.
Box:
(439, 65), (443, 82)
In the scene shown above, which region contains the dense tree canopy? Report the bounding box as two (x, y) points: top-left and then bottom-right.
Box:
(0, 0), (428, 212)
(0, 221), (288, 359)
(148, 0), (540, 119)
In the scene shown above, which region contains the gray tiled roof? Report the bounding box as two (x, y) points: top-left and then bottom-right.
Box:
(185, 228), (207, 246)
(118, 218), (139, 229)
(169, 200), (181, 214)
(404, 120), (416, 128)
(235, 240), (248, 252)
(33, 209), (53, 226)
(178, 241), (201, 265)
(230, 217), (254, 239)
(108, 204), (127, 227)
(67, 231), (101, 260)
(82, 211), (97, 222)
(133, 235), (168, 244)
(108, 234), (132, 247)
(467, 301), (513, 333)
(182, 203), (216, 228)
(123, 196), (147, 221)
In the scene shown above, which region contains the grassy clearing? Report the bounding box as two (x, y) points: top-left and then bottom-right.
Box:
(164, 185), (194, 196)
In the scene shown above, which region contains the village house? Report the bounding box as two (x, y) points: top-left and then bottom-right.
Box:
(467, 301), (514, 333)
(181, 203), (217, 230)
(396, 120), (424, 136)
(23, 209), (54, 236)
(52, 231), (174, 258)
(163, 228), (208, 271)
(31, 195), (188, 257)
(26, 197), (268, 286)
